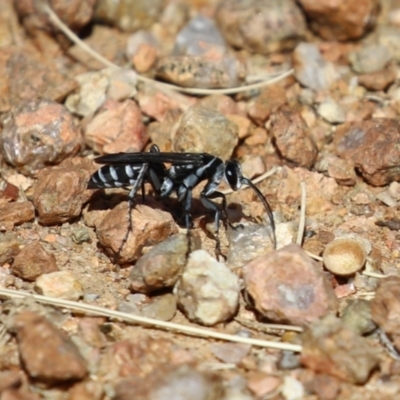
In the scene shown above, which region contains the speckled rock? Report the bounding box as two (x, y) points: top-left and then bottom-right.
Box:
(244, 244), (338, 326)
(174, 250), (240, 326)
(0, 99), (83, 176)
(301, 315), (379, 384)
(12, 241), (58, 281)
(172, 104), (238, 160)
(341, 299), (376, 335)
(216, 0), (306, 54)
(297, 0), (380, 41)
(156, 55), (246, 89)
(14, 311), (88, 383)
(33, 158), (95, 224)
(270, 106), (318, 168)
(84, 99), (147, 154)
(130, 233), (201, 293)
(334, 118), (400, 186)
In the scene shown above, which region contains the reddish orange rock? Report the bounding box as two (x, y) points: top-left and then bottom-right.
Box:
(244, 244), (338, 326)
(14, 311), (88, 383)
(12, 241), (58, 281)
(297, 0), (380, 41)
(0, 201), (34, 230)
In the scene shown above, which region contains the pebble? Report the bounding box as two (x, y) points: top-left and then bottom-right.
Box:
(293, 42), (339, 91)
(119, 293), (177, 321)
(65, 69), (113, 117)
(126, 31), (158, 72)
(0, 201), (35, 230)
(69, 380), (104, 400)
(226, 222), (278, 269)
(173, 15), (227, 57)
(130, 233), (200, 293)
(270, 106), (318, 168)
(114, 364), (223, 400)
(281, 376), (305, 400)
(243, 244), (338, 326)
(107, 69), (138, 102)
(12, 241), (58, 281)
(94, 0), (164, 32)
(323, 237), (367, 276)
(94, 202), (178, 264)
(335, 118), (400, 186)
(174, 250), (240, 326)
(301, 315), (379, 384)
(324, 155), (357, 186)
(14, 311), (88, 383)
(297, 0), (380, 40)
(247, 84), (287, 126)
(155, 55), (246, 89)
(378, 25), (400, 62)
(84, 99), (147, 154)
(0, 99), (83, 176)
(317, 101), (346, 124)
(371, 276), (400, 351)
(209, 342), (251, 364)
(172, 104), (238, 160)
(216, 0), (306, 54)
(247, 373), (282, 399)
(33, 158), (95, 225)
(341, 299), (376, 335)
(0, 233), (20, 264)
(35, 270), (84, 301)
(357, 63), (397, 91)
(349, 44), (392, 74)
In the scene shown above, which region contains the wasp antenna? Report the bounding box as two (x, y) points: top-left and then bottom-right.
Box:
(241, 177), (276, 249)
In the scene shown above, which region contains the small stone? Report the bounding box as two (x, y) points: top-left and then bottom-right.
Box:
(325, 155), (356, 186)
(349, 44), (392, 74)
(172, 104), (238, 160)
(297, 0), (379, 41)
(114, 364), (223, 400)
(270, 106), (318, 168)
(173, 15), (227, 57)
(156, 55), (246, 89)
(120, 293), (177, 321)
(12, 242), (58, 281)
(371, 276), (400, 351)
(247, 84), (287, 126)
(84, 99), (147, 154)
(357, 63), (397, 91)
(341, 299), (376, 335)
(0, 201), (35, 230)
(244, 244), (338, 326)
(323, 237), (367, 276)
(94, 0), (164, 32)
(69, 380), (104, 400)
(317, 101), (346, 124)
(247, 373), (282, 399)
(281, 376), (305, 400)
(216, 0), (306, 54)
(65, 69), (112, 117)
(0, 99), (83, 176)
(378, 25), (400, 62)
(293, 43), (339, 91)
(14, 311), (88, 383)
(174, 250), (240, 326)
(130, 233), (200, 293)
(33, 158), (95, 225)
(301, 315), (379, 384)
(35, 270), (84, 301)
(0, 233), (20, 264)
(210, 342), (251, 364)
(335, 118), (400, 186)
(132, 43), (158, 73)
(94, 202), (178, 264)
(107, 69), (138, 102)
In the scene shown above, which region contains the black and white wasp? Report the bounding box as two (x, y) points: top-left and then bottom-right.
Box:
(88, 145), (276, 258)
